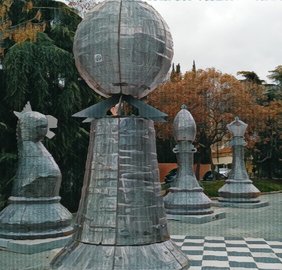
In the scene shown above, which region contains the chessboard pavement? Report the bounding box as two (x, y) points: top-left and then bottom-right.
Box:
(171, 235), (282, 270)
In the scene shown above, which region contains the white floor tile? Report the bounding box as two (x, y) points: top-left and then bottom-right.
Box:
(228, 256), (255, 262)
(187, 254), (203, 261)
(204, 242), (226, 248)
(205, 236), (225, 241)
(225, 240), (247, 245)
(202, 260), (229, 267)
(203, 250), (228, 257)
(252, 252), (278, 258)
(226, 247), (250, 252)
(266, 241), (282, 245)
(244, 237), (265, 241)
(230, 268), (257, 270)
(182, 246), (204, 251)
(256, 262), (282, 269)
(187, 266), (202, 270)
(247, 244), (270, 249)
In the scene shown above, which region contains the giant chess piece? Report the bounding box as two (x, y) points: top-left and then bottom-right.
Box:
(51, 118), (189, 270)
(218, 117), (263, 204)
(0, 103), (73, 239)
(51, 1), (189, 269)
(164, 105), (213, 216)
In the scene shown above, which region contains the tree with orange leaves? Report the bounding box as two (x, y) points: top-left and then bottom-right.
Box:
(147, 67), (270, 178)
(0, 0), (46, 58)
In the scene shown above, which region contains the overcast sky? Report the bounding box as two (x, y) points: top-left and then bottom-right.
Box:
(64, 0), (282, 83)
(147, 0), (282, 83)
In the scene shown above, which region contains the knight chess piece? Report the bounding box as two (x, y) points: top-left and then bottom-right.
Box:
(0, 102), (73, 239)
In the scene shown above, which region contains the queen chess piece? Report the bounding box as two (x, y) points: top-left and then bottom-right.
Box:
(218, 117), (267, 207)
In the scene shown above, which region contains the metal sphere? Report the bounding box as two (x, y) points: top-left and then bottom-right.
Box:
(73, 0), (173, 98)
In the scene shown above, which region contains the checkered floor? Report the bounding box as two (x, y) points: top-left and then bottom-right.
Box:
(171, 235), (282, 270)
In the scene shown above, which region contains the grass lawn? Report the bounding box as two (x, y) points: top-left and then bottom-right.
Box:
(200, 180), (225, 197)
(201, 179), (282, 198)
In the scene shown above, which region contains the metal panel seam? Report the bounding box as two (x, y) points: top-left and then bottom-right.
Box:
(112, 118), (120, 269)
(117, 0), (123, 92)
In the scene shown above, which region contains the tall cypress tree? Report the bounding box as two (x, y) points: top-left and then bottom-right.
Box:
(176, 63), (181, 74)
(192, 60), (196, 73)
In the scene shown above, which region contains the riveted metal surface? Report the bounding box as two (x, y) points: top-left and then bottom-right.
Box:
(51, 117), (189, 269)
(51, 240), (189, 270)
(74, 117), (170, 245)
(73, 0), (173, 98)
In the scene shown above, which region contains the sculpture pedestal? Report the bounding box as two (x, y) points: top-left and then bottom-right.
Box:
(217, 180), (268, 208)
(0, 235), (72, 254)
(51, 240), (188, 270)
(218, 179), (268, 208)
(166, 209), (226, 224)
(165, 188), (214, 215)
(214, 199), (269, 209)
(0, 196), (73, 240)
(218, 179), (261, 202)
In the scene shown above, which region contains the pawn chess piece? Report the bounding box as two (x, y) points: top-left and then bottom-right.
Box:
(51, 1), (189, 268)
